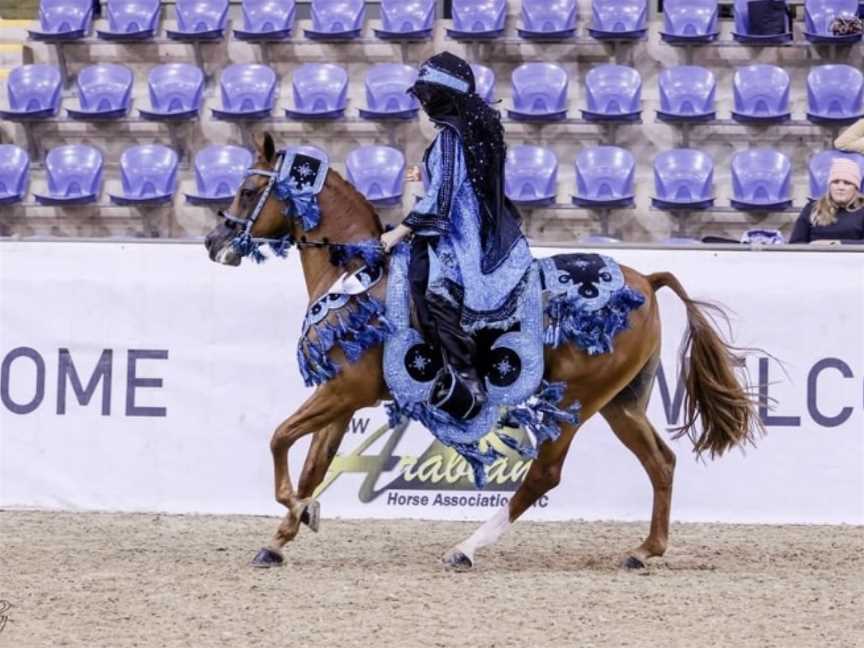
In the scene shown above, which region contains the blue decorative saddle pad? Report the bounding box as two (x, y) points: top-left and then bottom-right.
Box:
(383, 248), (645, 486)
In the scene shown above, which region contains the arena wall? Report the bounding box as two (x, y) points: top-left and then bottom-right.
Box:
(1, 240), (861, 524)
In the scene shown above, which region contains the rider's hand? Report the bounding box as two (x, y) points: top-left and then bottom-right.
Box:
(405, 166), (421, 183)
(380, 224), (412, 253)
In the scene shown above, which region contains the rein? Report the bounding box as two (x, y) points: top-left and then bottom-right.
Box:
(218, 151), (384, 265)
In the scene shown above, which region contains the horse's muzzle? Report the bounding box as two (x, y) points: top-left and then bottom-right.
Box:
(204, 223), (242, 267)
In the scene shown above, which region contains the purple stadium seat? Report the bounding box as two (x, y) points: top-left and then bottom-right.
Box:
(807, 64), (864, 125)
(139, 64), (205, 121)
(508, 63), (569, 122)
(96, 0), (161, 41)
(211, 64), (277, 120)
(185, 145), (253, 205)
(732, 65), (791, 124)
(29, 0), (92, 41)
(730, 149), (792, 210)
(166, 0), (229, 40)
(471, 63), (495, 103)
(572, 146), (635, 208)
(345, 145), (405, 205)
(652, 149), (715, 210)
(234, 0), (296, 41)
(657, 65), (716, 123)
(110, 144), (179, 205)
(305, 0), (365, 40)
(284, 64), (348, 120)
(505, 145), (558, 206)
(358, 64), (419, 120)
(661, 0), (719, 44)
(66, 64), (133, 120)
(0, 145), (30, 205)
(0, 64), (62, 120)
(375, 0), (435, 40)
(582, 64), (641, 122)
(34, 144), (103, 205)
(805, 0), (862, 43)
(808, 150), (864, 197)
(447, 0), (507, 40)
(589, 0), (647, 40)
(519, 0), (577, 40)
(733, 0), (792, 44)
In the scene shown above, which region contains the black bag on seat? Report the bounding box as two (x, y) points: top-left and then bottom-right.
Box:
(747, 0), (789, 35)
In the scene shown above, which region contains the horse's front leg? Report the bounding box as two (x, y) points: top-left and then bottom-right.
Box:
(251, 388), (351, 567)
(272, 413), (352, 540)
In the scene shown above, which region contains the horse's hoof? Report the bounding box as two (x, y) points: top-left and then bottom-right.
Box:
(624, 555), (646, 570)
(251, 547), (284, 568)
(443, 550), (473, 571)
(300, 500), (320, 533)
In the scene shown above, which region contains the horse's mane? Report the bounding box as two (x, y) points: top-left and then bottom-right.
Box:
(322, 168), (384, 237)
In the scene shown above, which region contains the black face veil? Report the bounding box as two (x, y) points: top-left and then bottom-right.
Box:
(409, 52), (524, 275)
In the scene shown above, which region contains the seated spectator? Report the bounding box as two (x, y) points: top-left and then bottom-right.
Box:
(835, 118), (864, 154)
(790, 159), (864, 244)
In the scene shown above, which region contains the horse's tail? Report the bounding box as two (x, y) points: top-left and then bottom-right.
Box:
(647, 272), (764, 458)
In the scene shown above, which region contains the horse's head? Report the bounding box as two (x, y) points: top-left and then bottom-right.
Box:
(204, 132), (292, 266)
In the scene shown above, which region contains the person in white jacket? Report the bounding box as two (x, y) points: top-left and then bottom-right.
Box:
(834, 118), (864, 154)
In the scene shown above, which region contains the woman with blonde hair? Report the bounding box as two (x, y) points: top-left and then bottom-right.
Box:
(790, 158), (864, 244)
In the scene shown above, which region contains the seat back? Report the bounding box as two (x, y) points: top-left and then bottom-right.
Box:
(147, 64), (205, 114)
(658, 65), (716, 116)
(574, 146), (636, 202)
(219, 64), (277, 113)
(240, 0), (296, 32)
(311, 0), (365, 33)
(452, 0), (507, 33)
(511, 63), (569, 115)
(591, 0), (647, 32)
(731, 149), (792, 204)
(38, 0), (92, 33)
(105, 0), (161, 33)
(663, 0), (718, 36)
(585, 64), (641, 116)
(45, 144), (103, 198)
(653, 149), (714, 204)
(345, 145), (405, 201)
(76, 64), (134, 113)
(380, 0), (435, 33)
(7, 64), (62, 114)
(0, 145), (30, 198)
(291, 64), (348, 113)
(120, 144), (179, 198)
(521, 0), (577, 33)
(807, 64), (864, 120)
(733, 64), (790, 118)
(194, 145), (254, 198)
(505, 145), (558, 202)
(805, 0), (859, 35)
(471, 64), (495, 103)
(175, 0), (229, 33)
(364, 64), (419, 113)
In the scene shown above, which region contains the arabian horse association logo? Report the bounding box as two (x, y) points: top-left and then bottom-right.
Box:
(0, 600), (11, 634)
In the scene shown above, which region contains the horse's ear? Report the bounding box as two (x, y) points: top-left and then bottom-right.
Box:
(255, 132), (276, 165)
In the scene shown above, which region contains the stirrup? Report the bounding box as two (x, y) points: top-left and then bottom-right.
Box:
(430, 367), (485, 421)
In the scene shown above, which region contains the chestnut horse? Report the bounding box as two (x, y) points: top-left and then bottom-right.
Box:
(204, 133), (762, 570)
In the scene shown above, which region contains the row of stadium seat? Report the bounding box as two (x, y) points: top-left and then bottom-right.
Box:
(3, 142), (862, 211)
(27, 0), (864, 45)
(3, 61), (863, 124)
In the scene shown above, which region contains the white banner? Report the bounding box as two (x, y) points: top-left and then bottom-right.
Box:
(1, 242), (862, 524)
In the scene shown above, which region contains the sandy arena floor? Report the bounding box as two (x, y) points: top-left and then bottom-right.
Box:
(0, 511), (861, 648)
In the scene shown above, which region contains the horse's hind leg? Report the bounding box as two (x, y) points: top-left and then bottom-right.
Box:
(600, 354), (677, 569)
(443, 408), (587, 570)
